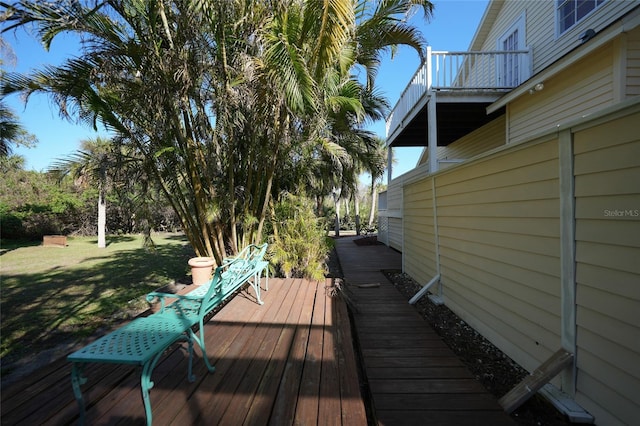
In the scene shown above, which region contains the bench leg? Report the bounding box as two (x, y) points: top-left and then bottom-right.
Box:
(190, 320), (216, 374)
(186, 333), (196, 382)
(139, 335), (193, 426)
(141, 354), (161, 426)
(71, 363), (88, 424)
(252, 272), (264, 305)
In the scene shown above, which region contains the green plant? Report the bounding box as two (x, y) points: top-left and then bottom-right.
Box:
(269, 193), (329, 281)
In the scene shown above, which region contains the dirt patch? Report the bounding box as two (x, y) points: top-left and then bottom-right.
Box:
(353, 236), (383, 246)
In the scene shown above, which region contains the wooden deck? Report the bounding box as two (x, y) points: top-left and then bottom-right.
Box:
(1, 278), (367, 425)
(3, 237), (518, 426)
(334, 237), (515, 426)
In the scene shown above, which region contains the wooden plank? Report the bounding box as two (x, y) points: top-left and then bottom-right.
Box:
(364, 356), (465, 369)
(220, 279), (304, 424)
(357, 330), (442, 339)
(369, 378), (489, 394)
(377, 410), (516, 426)
(168, 280), (290, 425)
(361, 347), (456, 358)
(193, 279), (292, 423)
(155, 282), (284, 425)
(357, 336), (447, 349)
(243, 279), (311, 425)
(269, 280), (318, 425)
(366, 367), (473, 380)
(333, 283), (368, 425)
(318, 284), (342, 425)
(373, 393), (503, 411)
(294, 280), (326, 424)
(499, 349), (574, 414)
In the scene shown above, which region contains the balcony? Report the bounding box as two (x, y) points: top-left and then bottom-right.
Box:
(385, 47), (531, 147)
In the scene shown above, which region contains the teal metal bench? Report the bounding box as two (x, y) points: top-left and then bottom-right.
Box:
(67, 244), (269, 425)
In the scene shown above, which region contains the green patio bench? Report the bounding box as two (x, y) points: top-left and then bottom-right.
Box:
(67, 244), (268, 425)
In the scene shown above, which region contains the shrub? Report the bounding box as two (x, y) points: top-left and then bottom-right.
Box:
(269, 193), (328, 281)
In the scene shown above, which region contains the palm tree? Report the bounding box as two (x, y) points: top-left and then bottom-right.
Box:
(49, 137), (116, 248)
(0, 39), (36, 157)
(365, 137), (388, 226)
(2, 0), (433, 266)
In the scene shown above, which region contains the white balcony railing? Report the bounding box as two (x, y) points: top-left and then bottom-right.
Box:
(386, 47), (532, 140)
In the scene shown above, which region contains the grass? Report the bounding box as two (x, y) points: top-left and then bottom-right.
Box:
(0, 233), (192, 372)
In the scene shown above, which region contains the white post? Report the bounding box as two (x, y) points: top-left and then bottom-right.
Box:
(428, 93), (438, 174)
(387, 146), (393, 183)
(559, 129), (576, 395)
(426, 46), (438, 174)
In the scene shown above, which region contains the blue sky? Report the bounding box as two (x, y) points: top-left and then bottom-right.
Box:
(4, 0), (489, 178)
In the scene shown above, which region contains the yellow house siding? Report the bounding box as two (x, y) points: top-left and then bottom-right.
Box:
(439, 116), (506, 162)
(626, 26), (640, 97)
(546, 1), (637, 72)
(573, 111), (640, 425)
(508, 45), (614, 144)
(478, 0), (558, 72)
(403, 179), (437, 281)
(386, 179), (403, 212)
(479, 1), (530, 51)
(432, 139), (562, 373)
(388, 218), (403, 251)
(576, 372), (637, 426)
(476, 1), (638, 75)
(417, 116), (506, 168)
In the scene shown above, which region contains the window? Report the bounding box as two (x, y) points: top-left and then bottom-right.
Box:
(557, 0), (606, 34)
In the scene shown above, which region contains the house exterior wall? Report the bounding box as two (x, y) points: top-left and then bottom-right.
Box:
(403, 178), (437, 282)
(508, 42), (615, 144)
(400, 101), (640, 425)
(572, 111), (640, 426)
(387, 218), (403, 251)
(405, 137), (562, 375)
(381, 180), (403, 251)
(382, 2), (640, 423)
(627, 27), (640, 97)
(417, 115), (507, 168)
(476, 1), (638, 77)
(378, 162), (431, 250)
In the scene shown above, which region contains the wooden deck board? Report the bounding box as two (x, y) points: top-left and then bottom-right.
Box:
(244, 281), (309, 426)
(1, 278), (366, 426)
(3, 236), (519, 425)
(293, 279), (325, 425)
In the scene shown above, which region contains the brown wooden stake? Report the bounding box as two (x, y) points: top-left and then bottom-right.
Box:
(499, 349), (574, 414)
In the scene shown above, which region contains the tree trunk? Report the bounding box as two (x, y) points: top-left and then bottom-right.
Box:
(97, 185), (106, 248)
(355, 190), (361, 235)
(368, 179), (377, 226)
(333, 191), (341, 237)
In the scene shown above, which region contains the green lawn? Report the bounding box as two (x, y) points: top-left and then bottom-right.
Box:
(0, 233), (192, 372)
